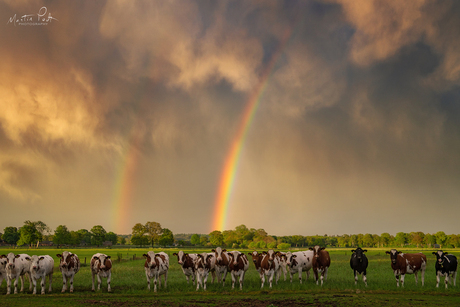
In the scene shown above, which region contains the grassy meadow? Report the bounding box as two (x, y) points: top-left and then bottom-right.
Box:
(1, 247), (460, 306)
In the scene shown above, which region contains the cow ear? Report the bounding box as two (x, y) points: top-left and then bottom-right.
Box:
(0, 255), (5, 258)
(363, 250), (367, 253)
(172, 253), (177, 256)
(385, 251), (391, 254)
(142, 254), (148, 258)
(211, 249), (216, 252)
(222, 249), (227, 252)
(320, 247), (325, 251)
(351, 250), (355, 253)
(445, 252), (449, 255)
(247, 253), (252, 256)
(397, 251), (402, 254)
(25, 257), (31, 261)
(432, 252), (437, 255)
(262, 251), (267, 255)
(309, 247), (313, 251)
(56, 254), (62, 258)
(39, 256), (45, 261)
(15, 255), (20, 259)
(292, 255), (297, 258)
(107, 255), (111, 259)
(206, 254), (213, 260)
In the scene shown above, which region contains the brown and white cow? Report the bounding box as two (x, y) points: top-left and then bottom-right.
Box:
(310, 246), (331, 286)
(91, 253), (112, 292)
(57, 251), (80, 293)
(212, 247), (229, 286)
(143, 251), (169, 292)
(248, 251), (264, 281)
(2, 253), (32, 294)
(172, 251), (197, 285)
(260, 249), (280, 289)
(194, 252), (214, 291)
(386, 249), (426, 287)
(0, 255), (7, 288)
(227, 251), (249, 290)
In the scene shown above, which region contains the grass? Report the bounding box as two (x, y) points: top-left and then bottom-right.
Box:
(1, 247), (460, 306)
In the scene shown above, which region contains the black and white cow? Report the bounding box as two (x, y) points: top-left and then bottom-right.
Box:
(432, 250), (457, 289)
(350, 248), (368, 286)
(284, 251), (313, 284)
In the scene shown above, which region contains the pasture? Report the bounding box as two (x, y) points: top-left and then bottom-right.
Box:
(1, 247), (460, 306)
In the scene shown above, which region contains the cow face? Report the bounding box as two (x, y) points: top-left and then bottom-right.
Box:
(173, 251), (187, 265)
(4, 253), (25, 270)
(143, 252), (157, 269)
(351, 248), (367, 262)
(263, 249), (276, 266)
(385, 249), (401, 264)
(57, 251), (72, 269)
(212, 247), (227, 265)
(248, 251), (261, 265)
(196, 252), (212, 270)
(30, 255), (45, 272)
(432, 250), (448, 265)
(94, 254), (111, 270)
(227, 251), (241, 266)
(285, 252), (296, 268)
(310, 246), (325, 260)
(0, 255), (7, 268)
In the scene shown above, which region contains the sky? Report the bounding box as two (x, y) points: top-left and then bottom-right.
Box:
(1, 0), (460, 236)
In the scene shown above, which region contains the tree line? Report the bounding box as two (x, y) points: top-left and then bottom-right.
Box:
(2, 221), (458, 249)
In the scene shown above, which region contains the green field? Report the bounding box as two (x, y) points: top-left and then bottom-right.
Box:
(1, 247), (460, 306)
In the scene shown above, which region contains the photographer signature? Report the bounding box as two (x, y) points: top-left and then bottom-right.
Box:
(7, 6), (58, 26)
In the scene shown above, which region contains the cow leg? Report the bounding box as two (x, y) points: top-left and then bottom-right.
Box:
(31, 276), (37, 295)
(97, 274), (102, 291)
(239, 271), (245, 290)
(91, 272), (96, 291)
(203, 272), (208, 291)
(14, 276), (20, 294)
(154, 274), (158, 293)
(401, 274), (405, 287)
(41, 275), (46, 294)
(231, 271), (236, 289)
(394, 272), (400, 287)
(61, 274), (67, 292)
(6, 276), (11, 295)
(18, 274), (25, 293)
(320, 270), (324, 286)
(436, 271), (440, 288)
(195, 272), (201, 291)
(354, 270), (358, 285)
(421, 269), (425, 286)
(48, 273), (53, 293)
(260, 272), (265, 289)
(363, 271), (368, 286)
(314, 270), (319, 285)
(164, 271), (168, 289)
(289, 271), (293, 283)
(445, 273), (449, 289)
(298, 268), (303, 284)
(453, 271), (457, 287)
(222, 269), (227, 287)
(414, 271), (419, 285)
(211, 270), (216, 284)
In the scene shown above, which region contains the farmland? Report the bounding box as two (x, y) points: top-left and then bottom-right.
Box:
(1, 247), (460, 306)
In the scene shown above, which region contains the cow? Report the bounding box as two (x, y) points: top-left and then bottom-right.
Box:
(310, 246), (331, 286)
(172, 251), (197, 285)
(277, 251), (288, 281)
(248, 251), (264, 282)
(143, 251), (169, 292)
(212, 247), (229, 286)
(227, 251), (249, 290)
(350, 248), (368, 286)
(91, 253), (112, 292)
(284, 250), (313, 283)
(29, 255), (54, 295)
(432, 250), (457, 288)
(259, 249), (280, 288)
(57, 251), (80, 293)
(2, 253), (32, 294)
(385, 249), (426, 287)
(194, 252), (214, 291)
(0, 255), (7, 288)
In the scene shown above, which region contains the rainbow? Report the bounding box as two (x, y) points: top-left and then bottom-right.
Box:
(211, 27), (296, 232)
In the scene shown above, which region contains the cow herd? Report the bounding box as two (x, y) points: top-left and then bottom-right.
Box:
(0, 247), (458, 294)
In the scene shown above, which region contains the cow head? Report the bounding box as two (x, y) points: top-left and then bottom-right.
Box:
(4, 253), (28, 270)
(93, 254), (111, 271)
(227, 251), (241, 266)
(310, 246), (325, 260)
(351, 248), (367, 262)
(57, 251), (73, 269)
(143, 251), (158, 269)
(263, 249), (276, 266)
(173, 251), (187, 265)
(196, 252), (212, 269)
(212, 247), (227, 265)
(248, 251), (261, 265)
(385, 249), (401, 264)
(30, 255), (45, 272)
(432, 250), (449, 265)
(285, 251), (296, 267)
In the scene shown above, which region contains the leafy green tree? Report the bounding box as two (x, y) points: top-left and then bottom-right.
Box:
(191, 234), (200, 246)
(53, 225), (71, 245)
(90, 225), (107, 246)
(209, 230), (224, 246)
(17, 224), (41, 246)
(117, 236), (127, 245)
(77, 229), (92, 245)
(223, 230), (238, 247)
(106, 232), (118, 245)
(131, 234), (149, 246)
(363, 234), (374, 247)
(277, 243), (291, 250)
(200, 235), (209, 246)
(132, 223), (147, 236)
(159, 228), (174, 247)
(145, 221), (162, 247)
(435, 231), (448, 249)
(424, 233), (436, 248)
(380, 233), (392, 247)
(2, 227), (20, 245)
(394, 232), (408, 247)
(409, 232), (425, 247)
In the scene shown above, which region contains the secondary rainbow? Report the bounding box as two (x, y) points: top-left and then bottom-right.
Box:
(211, 26), (295, 232)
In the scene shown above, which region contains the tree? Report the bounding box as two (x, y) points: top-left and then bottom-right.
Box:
(380, 233), (392, 247)
(363, 234), (373, 247)
(424, 233), (436, 248)
(117, 236), (127, 245)
(409, 232), (425, 247)
(223, 230), (238, 247)
(191, 234), (200, 246)
(209, 230), (224, 246)
(394, 232), (407, 247)
(132, 223), (147, 236)
(159, 228), (174, 247)
(53, 225), (71, 246)
(200, 235), (209, 246)
(106, 232), (118, 245)
(435, 231), (448, 249)
(145, 221), (162, 247)
(2, 227), (19, 245)
(77, 229), (92, 245)
(91, 225), (107, 246)
(17, 224), (41, 246)
(131, 234), (149, 246)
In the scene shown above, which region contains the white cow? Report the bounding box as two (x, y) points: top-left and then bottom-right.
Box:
(277, 251), (288, 281)
(0, 255), (7, 288)
(172, 251), (197, 284)
(3, 253), (32, 294)
(194, 252), (214, 291)
(91, 253), (112, 292)
(211, 247), (229, 286)
(57, 251), (80, 293)
(29, 255), (54, 295)
(143, 251), (169, 292)
(285, 250), (313, 283)
(227, 251), (249, 290)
